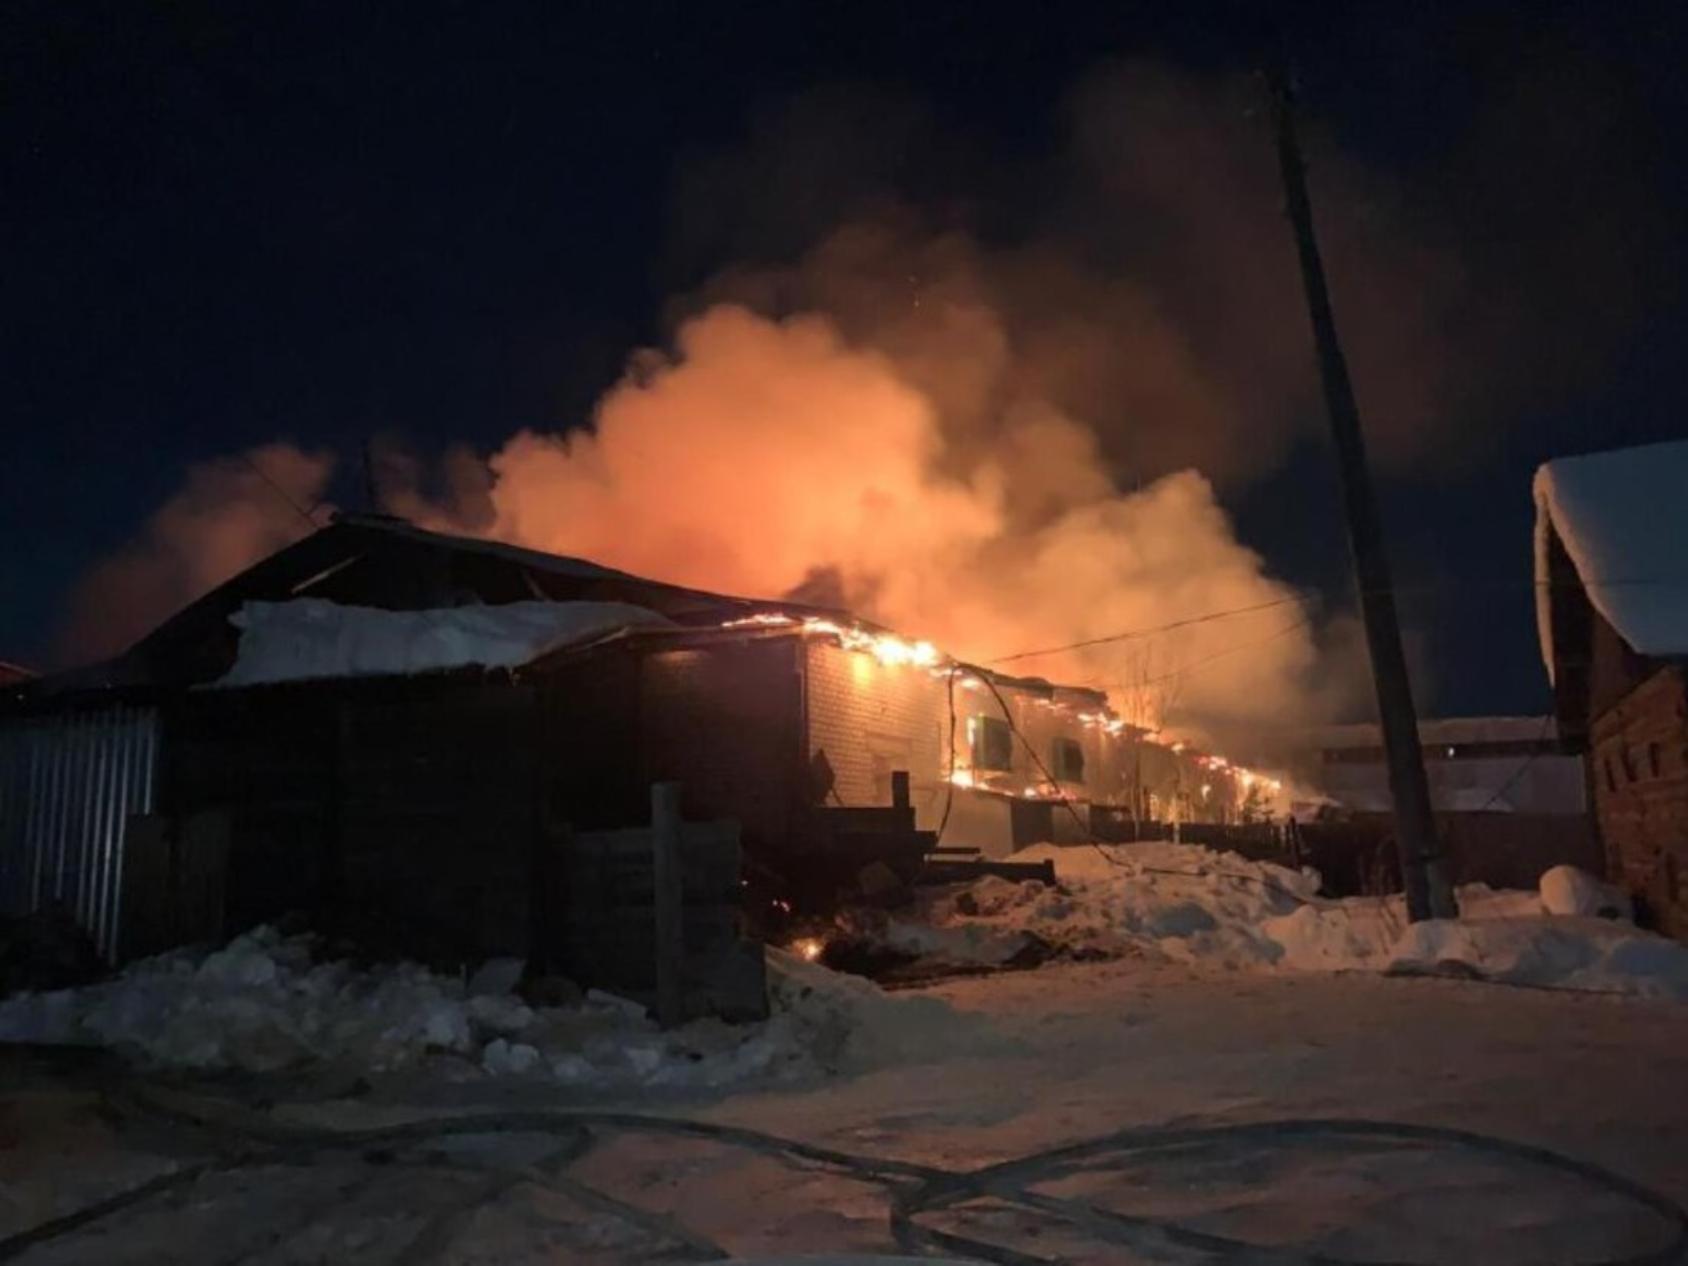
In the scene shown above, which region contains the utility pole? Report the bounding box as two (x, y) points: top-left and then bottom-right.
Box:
(360, 438), (381, 514)
(1265, 63), (1457, 921)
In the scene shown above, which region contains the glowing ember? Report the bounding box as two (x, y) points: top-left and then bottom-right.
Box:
(721, 613), (942, 668)
(790, 936), (825, 962)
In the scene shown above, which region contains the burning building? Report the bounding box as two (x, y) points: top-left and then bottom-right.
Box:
(2, 513), (1254, 979)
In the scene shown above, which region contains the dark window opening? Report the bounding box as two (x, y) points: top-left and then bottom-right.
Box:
(1649, 742), (1662, 778)
(971, 715), (1014, 772)
(1621, 747), (1637, 782)
(1604, 755), (1617, 793)
(1052, 737), (1086, 784)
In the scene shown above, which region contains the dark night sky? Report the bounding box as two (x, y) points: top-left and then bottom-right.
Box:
(4, 1), (1686, 715)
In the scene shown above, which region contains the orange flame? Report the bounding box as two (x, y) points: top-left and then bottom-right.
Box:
(722, 612), (942, 669)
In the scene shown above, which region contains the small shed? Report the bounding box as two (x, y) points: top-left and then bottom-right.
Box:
(1535, 439), (1688, 934)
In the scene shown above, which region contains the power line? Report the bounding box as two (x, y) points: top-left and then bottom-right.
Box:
(986, 572), (1688, 671)
(988, 594), (1313, 665)
(1088, 614), (1315, 694)
(1473, 713), (1557, 813)
(238, 452), (324, 533)
(974, 670), (1314, 901)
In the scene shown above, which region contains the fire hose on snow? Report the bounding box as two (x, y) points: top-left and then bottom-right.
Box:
(4, 1078), (1686, 1266)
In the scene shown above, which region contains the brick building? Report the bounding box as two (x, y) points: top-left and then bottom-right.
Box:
(1536, 439), (1688, 935)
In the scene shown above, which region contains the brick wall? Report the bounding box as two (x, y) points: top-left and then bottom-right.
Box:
(1591, 664), (1688, 935)
(803, 640), (947, 818)
(802, 645), (1166, 854)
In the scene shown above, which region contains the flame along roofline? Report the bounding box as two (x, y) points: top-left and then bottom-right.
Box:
(524, 605), (1284, 797)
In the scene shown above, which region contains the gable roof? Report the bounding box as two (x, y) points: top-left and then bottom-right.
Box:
(34, 514), (822, 692)
(1534, 439), (1688, 680)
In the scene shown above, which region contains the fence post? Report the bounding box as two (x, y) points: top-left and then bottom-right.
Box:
(651, 782), (684, 1028)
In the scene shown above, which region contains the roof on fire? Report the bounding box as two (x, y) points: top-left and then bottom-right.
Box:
(22, 514), (835, 695)
(15, 514), (1111, 708)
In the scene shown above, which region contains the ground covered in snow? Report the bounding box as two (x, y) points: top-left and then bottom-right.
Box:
(7, 843), (1688, 1262)
(7, 959), (1688, 1264)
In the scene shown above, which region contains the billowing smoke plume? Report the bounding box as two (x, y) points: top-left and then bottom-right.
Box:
(395, 303), (1321, 736)
(64, 53), (1669, 743)
(61, 445), (334, 662)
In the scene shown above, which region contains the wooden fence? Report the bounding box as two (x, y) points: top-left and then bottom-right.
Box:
(543, 783), (766, 1024)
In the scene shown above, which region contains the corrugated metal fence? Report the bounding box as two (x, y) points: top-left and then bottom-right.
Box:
(0, 705), (159, 960)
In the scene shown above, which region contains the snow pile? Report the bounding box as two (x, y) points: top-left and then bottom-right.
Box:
(879, 919), (1037, 967)
(1534, 438), (1688, 673)
(1388, 917), (1688, 999)
(0, 927), (994, 1086)
(0, 928), (534, 1073)
(217, 598), (671, 686)
(1540, 864), (1634, 920)
(930, 843), (1688, 1000)
(763, 948), (1003, 1070)
(931, 843), (1322, 969)
(1263, 883), (1541, 972)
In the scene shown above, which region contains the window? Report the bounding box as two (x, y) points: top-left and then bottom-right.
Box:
(970, 714), (1014, 772)
(1603, 754), (1617, 794)
(1621, 747), (1637, 782)
(1650, 743), (1662, 778)
(1052, 737), (1086, 784)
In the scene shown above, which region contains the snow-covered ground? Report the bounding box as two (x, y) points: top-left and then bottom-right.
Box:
(7, 842), (1688, 1262)
(5, 843), (1686, 1098)
(8, 959), (1688, 1264)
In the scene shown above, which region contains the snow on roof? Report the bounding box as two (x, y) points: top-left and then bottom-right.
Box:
(217, 598), (672, 687)
(1534, 439), (1688, 675)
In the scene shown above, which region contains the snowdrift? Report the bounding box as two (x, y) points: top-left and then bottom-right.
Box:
(928, 844), (1688, 1000)
(0, 928), (997, 1085)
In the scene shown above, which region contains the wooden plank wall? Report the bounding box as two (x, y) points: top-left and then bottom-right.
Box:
(548, 817), (766, 1021)
(166, 678), (541, 967)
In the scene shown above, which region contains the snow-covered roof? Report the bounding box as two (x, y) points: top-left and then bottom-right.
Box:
(217, 598), (672, 687)
(1534, 439), (1688, 676)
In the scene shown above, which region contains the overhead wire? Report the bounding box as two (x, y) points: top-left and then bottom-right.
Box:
(972, 670), (1313, 904)
(988, 593), (1313, 665)
(1102, 613), (1315, 694)
(238, 451), (326, 533)
(1472, 712), (1559, 814)
(983, 572), (1688, 670)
